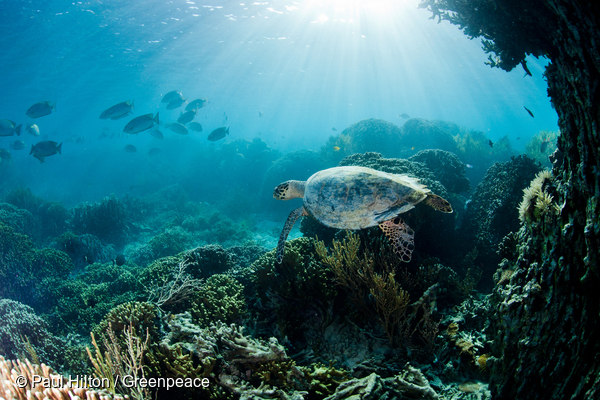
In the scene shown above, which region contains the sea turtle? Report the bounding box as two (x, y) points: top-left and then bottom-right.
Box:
(273, 166), (453, 263)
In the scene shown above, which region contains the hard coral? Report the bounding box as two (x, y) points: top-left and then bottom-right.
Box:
(0, 299), (85, 374)
(251, 237), (337, 344)
(0, 356), (127, 400)
(70, 194), (131, 247)
(190, 274), (246, 326)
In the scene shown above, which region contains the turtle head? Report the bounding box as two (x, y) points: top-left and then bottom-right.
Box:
(274, 180), (306, 200)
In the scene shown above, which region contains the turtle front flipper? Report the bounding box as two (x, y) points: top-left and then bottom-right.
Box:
(378, 217), (415, 263)
(276, 207), (307, 263)
(425, 194), (453, 213)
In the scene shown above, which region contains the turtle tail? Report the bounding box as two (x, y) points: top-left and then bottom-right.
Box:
(276, 207), (307, 264)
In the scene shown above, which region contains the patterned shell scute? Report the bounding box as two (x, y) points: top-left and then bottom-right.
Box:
(303, 166), (430, 230)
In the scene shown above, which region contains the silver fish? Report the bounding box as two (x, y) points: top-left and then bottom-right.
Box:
(123, 113), (159, 134)
(124, 144), (137, 153)
(26, 123), (40, 136)
(188, 122), (203, 132)
(30, 140), (62, 163)
(166, 97), (186, 110)
(185, 98), (208, 111)
(0, 120), (21, 136)
(162, 91), (184, 104)
(100, 100), (134, 120)
(26, 101), (56, 118)
(11, 140), (26, 150)
(177, 110), (196, 124)
(168, 122), (188, 135)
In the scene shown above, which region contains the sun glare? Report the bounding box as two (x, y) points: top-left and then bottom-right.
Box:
(303, 0), (408, 24)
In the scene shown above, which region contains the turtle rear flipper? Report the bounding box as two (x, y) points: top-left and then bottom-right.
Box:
(425, 194), (453, 213)
(276, 207), (307, 263)
(379, 217), (415, 263)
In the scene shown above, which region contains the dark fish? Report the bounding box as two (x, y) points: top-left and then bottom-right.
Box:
(0, 148), (11, 159)
(100, 100), (134, 120)
(124, 113), (159, 134)
(177, 110), (196, 124)
(258, 111), (264, 118)
(124, 144), (137, 153)
(540, 139), (551, 153)
(488, 139), (493, 148)
(148, 147), (162, 156)
(30, 140), (62, 163)
(0, 120), (21, 136)
(517, 137), (521, 140)
(399, 113), (410, 119)
(186, 98), (208, 111)
(208, 126), (229, 141)
(168, 122), (188, 135)
(167, 97), (186, 110)
(524, 106), (534, 118)
(521, 60), (532, 77)
(188, 122), (203, 132)
(11, 140), (26, 150)
(162, 91), (184, 103)
(26, 101), (56, 118)
(332, 127), (337, 131)
(114, 254), (126, 266)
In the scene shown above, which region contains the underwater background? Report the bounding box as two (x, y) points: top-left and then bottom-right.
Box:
(3, 0), (597, 399)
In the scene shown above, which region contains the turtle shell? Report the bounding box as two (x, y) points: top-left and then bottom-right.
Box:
(303, 166), (430, 230)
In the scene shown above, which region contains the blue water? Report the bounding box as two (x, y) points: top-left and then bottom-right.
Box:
(1, 0), (557, 204)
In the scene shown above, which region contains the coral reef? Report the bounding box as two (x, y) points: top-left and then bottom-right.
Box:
(458, 155), (541, 288)
(400, 118), (458, 156)
(251, 237), (338, 345)
(0, 202), (38, 239)
(130, 227), (191, 267)
(189, 274), (246, 326)
(321, 118), (404, 163)
(0, 356), (127, 400)
(0, 223), (35, 300)
(323, 367), (438, 400)
(409, 149), (470, 194)
(525, 130), (559, 169)
(0, 299), (86, 374)
(419, 1), (600, 398)
(37, 261), (143, 336)
(70, 194), (131, 248)
(53, 231), (115, 268)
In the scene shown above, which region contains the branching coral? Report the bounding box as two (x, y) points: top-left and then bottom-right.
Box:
(315, 232), (413, 347)
(146, 259), (204, 309)
(0, 355), (128, 400)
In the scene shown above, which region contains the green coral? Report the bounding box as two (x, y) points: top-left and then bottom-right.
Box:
(321, 118), (404, 163)
(131, 227), (191, 267)
(70, 195), (131, 247)
(38, 262), (142, 336)
(0, 299), (87, 375)
(93, 301), (157, 335)
(0, 202), (37, 239)
(189, 274), (246, 326)
(0, 223), (35, 301)
(251, 237), (337, 342)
